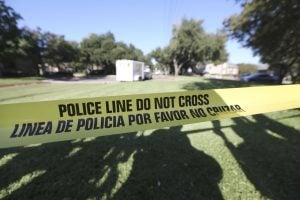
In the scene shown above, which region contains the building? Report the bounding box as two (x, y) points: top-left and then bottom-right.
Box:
(204, 62), (239, 80)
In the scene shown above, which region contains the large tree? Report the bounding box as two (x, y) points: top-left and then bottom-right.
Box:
(0, 1), (44, 76)
(80, 32), (149, 74)
(16, 28), (43, 75)
(0, 0), (22, 68)
(18, 29), (81, 74)
(43, 33), (79, 69)
(150, 47), (173, 74)
(151, 18), (228, 76)
(224, 0), (300, 83)
(0, 0), (80, 76)
(170, 19), (206, 75)
(203, 31), (228, 65)
(80, 32), (118, 74)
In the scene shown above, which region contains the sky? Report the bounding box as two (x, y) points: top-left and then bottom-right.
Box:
(7, 0), (261, 64)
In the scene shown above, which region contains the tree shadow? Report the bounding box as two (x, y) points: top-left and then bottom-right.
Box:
(0, 133), (137, 199)
(44, 74), (116, 82)
(113, 126), (223, 200)
(212, 114), (300, 199)
(182, 78), (253, 90)
(0, 92), (50, 102)
(0, 127), (223, 200)
(276, 113), (300, 120)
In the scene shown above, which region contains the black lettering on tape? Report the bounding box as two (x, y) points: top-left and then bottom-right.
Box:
(10, 121), (53, 138)
(106, 99), (133, 113)
(154, 110), (189, 122)
(128, 113), (152, 125)
(154, 96), (176, 109)
(58, 102), (102, 117)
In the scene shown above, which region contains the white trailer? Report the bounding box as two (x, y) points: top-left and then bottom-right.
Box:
(116, 59), (144, 81)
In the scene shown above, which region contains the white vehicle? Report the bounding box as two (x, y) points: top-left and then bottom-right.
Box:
(144, 66), (152, 80)
(116, 59), (144, 81)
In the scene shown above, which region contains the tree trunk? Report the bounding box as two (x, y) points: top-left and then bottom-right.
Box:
(173, 58), (182, 76)
(277, 59), (297, 84)
(277, 64), (289, 84)
(289, 69), (299, 84)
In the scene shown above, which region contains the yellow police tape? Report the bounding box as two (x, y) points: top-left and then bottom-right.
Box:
(0, 85), (299, 148)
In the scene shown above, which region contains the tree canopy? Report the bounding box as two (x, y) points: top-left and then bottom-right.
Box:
(151, 18), (228, 76)
(80, 33), (149, 74)
(47, 36), (79, 67)
(1, 2), (228, 77)
(0, 1), (150, 76)
(224, 0), (300, 83)
(0, 0), (22, 65)
(0, 2), (149, 76)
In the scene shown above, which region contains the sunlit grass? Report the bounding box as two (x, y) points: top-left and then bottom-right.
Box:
(0, 77), (44, 85)
(0, 76), (249, 104)
(0, 76), (299, 199)
(0, 153), (18, 168)
(0, 170), (46, 199)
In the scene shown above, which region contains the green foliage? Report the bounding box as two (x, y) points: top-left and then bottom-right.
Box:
(0, 26), (43, 76)
(0, 0), (22, 65)
(0, 0), (22, 53)
(150, 47), (173, 73)
(224, 0), (300, 83)
(0, 4), (80, 76)
(80, 32), (115, 66)
(170, 19), (205, 75)
(204, 31), (228, 65)
(151, 18), (228, 76)
(80, 33), (149, 74)
(0, 1), (148, 76)
(42, 33), (79, 67)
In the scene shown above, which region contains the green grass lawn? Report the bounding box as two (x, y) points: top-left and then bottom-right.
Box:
(0, 77), (44, 86)
(0, 76), (299, 200)
(0, 76), (252, 104)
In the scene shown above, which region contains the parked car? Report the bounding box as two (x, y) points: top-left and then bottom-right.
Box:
(240, 73), (251, 78)
(241, 73), (278, 83)
(144, 67), (152, 80)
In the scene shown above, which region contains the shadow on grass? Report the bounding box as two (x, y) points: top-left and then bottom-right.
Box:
(113, 126), (223, 200)
(277, 113), (300, 120)
(213, 114), (300, 199)
(0, 92), (50, 103)
(0, 126), (223, 200)
(44, 75), (115, 82)
(182, 78), (254, 90)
